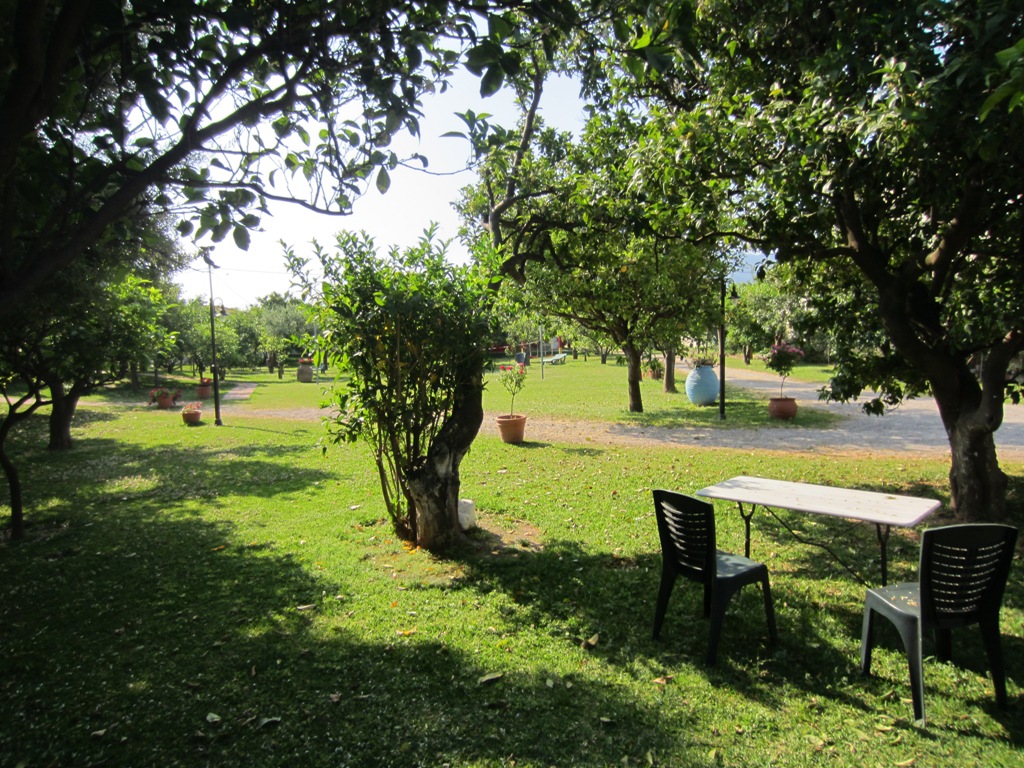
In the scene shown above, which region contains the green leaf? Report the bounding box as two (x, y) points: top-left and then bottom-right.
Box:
(375, 167), (391, 194)
(232, 224), (250, 250)
(480, 66), (504, 97)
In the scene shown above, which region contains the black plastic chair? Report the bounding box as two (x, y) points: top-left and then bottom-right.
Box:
(860, 523), (1018, 723)
(651, 490), (777, 664)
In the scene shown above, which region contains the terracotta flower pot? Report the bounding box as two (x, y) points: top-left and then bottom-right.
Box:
(496, 414), (527, 444)
(768, 397), (798, 420)
(195, 385), (212, 399)
(297, 363), (314, 383)
(182, 410), (202, 425)
(156, 394), (175, 409)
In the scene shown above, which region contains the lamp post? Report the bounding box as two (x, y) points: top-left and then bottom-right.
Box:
(718, 279), (740, 421)
(203, 251), (224, 426)
(718, 277), (727, 421)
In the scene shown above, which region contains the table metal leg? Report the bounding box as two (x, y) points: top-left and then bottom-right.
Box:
(737, 502), (756, 558)
(876, 524), (891, 586)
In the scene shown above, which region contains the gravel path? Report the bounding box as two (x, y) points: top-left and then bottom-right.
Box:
(225, 371), (1024, 460)
(481, 368), (1024, 460)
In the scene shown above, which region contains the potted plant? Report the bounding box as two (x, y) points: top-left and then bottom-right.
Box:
(195, 377), (213, 399)
(684, 353), (718, 406)
(496, 364), (527, 443)
(762, 342), (804, 419)
(643, 357), (665, 381)
(297, 357), (314, 383)
(148, 386), (181, 409)
(180, 401), (203, 425)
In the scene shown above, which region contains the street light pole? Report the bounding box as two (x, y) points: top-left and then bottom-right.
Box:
(204, 253), (223, 426)
(718, 276), (727, 421)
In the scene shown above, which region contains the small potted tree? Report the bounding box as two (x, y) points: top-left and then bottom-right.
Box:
(762, 342), (804, 419)
(496, 364), (527, 443)
(195, 377), (213, 399)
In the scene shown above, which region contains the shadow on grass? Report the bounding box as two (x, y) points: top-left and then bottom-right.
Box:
(0, 499), (711, 767)
(454, 479), (1024, 742)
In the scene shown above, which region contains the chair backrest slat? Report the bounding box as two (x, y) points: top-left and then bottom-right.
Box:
(920, 524), (1017, 627)
(653, 490), (716, 581)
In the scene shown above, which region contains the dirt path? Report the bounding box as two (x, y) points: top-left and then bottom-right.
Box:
(223, 372), (1024, 461)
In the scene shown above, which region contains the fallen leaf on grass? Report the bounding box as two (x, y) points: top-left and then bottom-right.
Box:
(894, 759), (916, 767)
(256, 716), (281, 730)
(396, 628), (417, 636)
(581, 633), (599, 649)
(296, 604), (316, 611)
(652, 676), (674, 686)
(477, 672), (503, 685)
(206, 713), (221, 724)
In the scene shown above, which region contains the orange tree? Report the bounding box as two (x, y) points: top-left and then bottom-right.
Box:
(289, 229), (492, 551)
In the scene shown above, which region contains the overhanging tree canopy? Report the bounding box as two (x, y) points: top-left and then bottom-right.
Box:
(624, 0), (1024, 520)
(0, 0), (582, 315)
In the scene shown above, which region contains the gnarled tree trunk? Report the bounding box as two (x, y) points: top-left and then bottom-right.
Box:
(405, 371), (484, 551)
(931, 366), (1009, 521)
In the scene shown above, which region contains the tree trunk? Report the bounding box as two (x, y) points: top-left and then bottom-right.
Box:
(623, 343), (644, 413)
(663, 347), (677, 393)
(48, 389), (80, 451)
(600, 351), (608, 364)
(0, 397), (41, 542)
(0, 442), (25, 542)
(945, 418), (1007, 521)
(930, 365), (1008, 521)
(405, 370), (484, 551)
(874, 274), (1017, 522)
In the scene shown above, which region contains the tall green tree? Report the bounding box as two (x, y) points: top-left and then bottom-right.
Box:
(624, 0), (1024, 521)
(289, 230), (492, 551)
(0, 0), (582, 315)
(461, 91), (727, 412)
(0, 273), (173, 539)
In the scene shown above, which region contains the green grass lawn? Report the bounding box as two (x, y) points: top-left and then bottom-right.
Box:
(483, 356), (841, 429)
(2, 364), (1023, 767)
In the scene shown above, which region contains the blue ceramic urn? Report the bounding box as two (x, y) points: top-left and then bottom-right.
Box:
(685, 365), (719, 406)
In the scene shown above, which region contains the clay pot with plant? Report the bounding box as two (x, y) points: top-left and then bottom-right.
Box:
(496, 364), (527, 443)
(762, 342), (804, 420)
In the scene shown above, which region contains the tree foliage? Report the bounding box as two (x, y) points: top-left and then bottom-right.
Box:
(460, 77), (729, 412)
(623, 0), (1024, 520)
(289, 229), (492, 550)
(0, 0), (581, 315)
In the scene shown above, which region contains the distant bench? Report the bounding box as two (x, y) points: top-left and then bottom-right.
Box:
(542, 353), (568, 365)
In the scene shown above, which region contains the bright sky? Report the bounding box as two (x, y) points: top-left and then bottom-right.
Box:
(174, 71), (589, 309)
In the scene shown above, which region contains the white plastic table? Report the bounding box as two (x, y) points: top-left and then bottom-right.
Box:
(696, 475), (941, 585)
